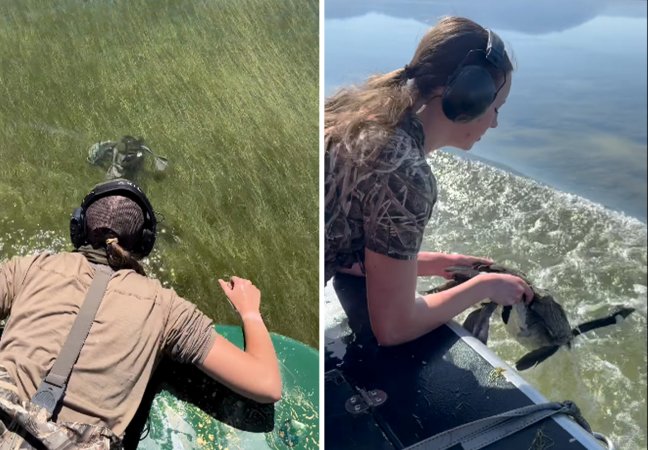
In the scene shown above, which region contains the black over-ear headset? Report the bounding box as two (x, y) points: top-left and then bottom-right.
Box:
(70, 178), (157, 257)
(442, 29), (507, 123)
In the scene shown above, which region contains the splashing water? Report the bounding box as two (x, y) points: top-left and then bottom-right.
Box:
(426, 152), (646, 449)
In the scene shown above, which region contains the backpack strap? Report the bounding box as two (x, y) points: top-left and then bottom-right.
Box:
(31, 264), (114, 419)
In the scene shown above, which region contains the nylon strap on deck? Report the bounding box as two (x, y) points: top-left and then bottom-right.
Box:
(403, 401), (591, 450)
(31, 264), (113, 418)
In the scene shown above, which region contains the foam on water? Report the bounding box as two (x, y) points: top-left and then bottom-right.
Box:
(0, 220), (68, 258)
(426, 152), (647, 449)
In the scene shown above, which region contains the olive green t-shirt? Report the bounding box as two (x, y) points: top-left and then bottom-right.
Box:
(0, 252), (216, 437)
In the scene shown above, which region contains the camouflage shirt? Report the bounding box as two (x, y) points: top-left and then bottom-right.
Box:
(324, 115), (437, 282)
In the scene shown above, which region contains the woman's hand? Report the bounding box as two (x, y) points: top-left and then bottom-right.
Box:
(475, 272), (533, 305)
(218, 276), (261, 319)
(202, 276), (281, 403)
(417, 252), (492, 278)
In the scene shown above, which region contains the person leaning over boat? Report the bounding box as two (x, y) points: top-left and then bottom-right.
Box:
(325, 16), (534, 346)
(0, 178), (281, 448)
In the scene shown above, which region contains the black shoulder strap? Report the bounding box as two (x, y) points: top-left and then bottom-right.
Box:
(31, 264), (113, 419)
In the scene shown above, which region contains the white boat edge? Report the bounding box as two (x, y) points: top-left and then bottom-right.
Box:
(446, 320), (608, 450)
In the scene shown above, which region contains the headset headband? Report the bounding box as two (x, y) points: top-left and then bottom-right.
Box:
(453, 29), (506, 74)
(80, 179), (156, 226)
(484, 29), (506, 70)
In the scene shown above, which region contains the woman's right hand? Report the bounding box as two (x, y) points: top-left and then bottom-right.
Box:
(202, 276), (281, 403)
(218, 276), (261, 318)
(475, 272), (534, 306)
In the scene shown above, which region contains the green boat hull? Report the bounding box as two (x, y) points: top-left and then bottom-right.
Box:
(128, 325), (318, 450)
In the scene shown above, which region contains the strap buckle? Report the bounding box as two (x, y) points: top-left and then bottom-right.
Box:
(32, 380), (65, 415)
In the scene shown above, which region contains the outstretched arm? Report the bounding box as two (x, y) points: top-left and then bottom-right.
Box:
(364, 249), (532, 346)
(336, 252), (492, 279)
(197, 277), (281, 404)
(416, 251), (492, 278)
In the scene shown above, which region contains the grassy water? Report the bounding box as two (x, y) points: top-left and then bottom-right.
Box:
(0, 0), (319, 346)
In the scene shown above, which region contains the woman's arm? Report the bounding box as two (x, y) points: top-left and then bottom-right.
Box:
(365, 248), (532, 346)
(416, 251), (492, 278)
(197, 277), (281, 403)
(336, 252), (492, 279)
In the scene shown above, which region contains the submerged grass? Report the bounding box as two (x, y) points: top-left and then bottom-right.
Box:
(0, 0), (319, 346)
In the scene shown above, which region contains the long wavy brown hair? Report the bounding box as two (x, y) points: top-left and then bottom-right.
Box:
(325, 16), (514, 163)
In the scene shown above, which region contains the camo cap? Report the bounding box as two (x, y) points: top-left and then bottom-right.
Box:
(86, 195), (144, 250)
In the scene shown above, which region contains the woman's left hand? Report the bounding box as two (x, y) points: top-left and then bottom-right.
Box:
(418, 252), (492, 279)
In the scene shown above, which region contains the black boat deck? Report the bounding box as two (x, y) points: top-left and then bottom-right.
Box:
(325, 274), (605, 450)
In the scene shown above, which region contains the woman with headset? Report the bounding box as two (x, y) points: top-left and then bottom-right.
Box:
(0, 179), (281, 448)
(325, 16), (533, 346)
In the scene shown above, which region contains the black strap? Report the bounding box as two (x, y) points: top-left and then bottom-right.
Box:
(403, 401), (591, 450)
(31, 264), (113, 418)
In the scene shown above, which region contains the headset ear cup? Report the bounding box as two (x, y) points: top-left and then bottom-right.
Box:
(139, 228), (156, 257)
(442, 66), (497, 122)
(70, 207), (86, 249)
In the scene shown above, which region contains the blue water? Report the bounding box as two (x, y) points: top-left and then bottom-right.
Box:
(325, 0), (647, 222)
(325, 1), (647, 448)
